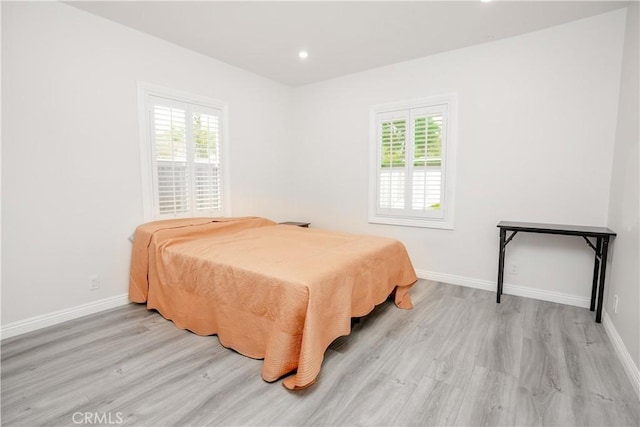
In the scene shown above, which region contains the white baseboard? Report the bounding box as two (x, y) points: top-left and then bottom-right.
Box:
(602, 312), (640, 401)
(1, 293), (130, 340)
(503, 283), (591, 309)
(416, 269), (495, 292)
(415, 269), (590, 308)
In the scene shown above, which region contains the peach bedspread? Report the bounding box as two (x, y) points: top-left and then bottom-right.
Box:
(129, 217), (417, 389)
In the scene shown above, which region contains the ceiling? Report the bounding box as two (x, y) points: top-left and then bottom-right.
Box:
(67, 1), (629, 87)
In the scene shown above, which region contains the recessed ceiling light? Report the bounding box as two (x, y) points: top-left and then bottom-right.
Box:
(298, 50), (309, 59)
(480, 0), (492, 2)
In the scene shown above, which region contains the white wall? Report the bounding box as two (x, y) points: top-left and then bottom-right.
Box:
(1, 2), (294, 324)
(291, 10), (626, 303)
(606, 3), (639, 370)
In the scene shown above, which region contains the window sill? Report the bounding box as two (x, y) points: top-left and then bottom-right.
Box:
(368, 215), (454, 230)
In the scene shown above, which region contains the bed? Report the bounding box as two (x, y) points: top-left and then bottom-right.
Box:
(129, 217), (417, 390)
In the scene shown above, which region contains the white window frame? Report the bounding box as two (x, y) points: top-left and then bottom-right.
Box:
(137, 82), (231, 221)
(368, 94), (458, 230)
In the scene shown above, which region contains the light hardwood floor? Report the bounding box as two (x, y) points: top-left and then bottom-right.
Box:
(2, 280), (638, 426)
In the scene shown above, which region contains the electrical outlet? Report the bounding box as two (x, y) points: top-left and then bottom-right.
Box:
(509, 262), (518, 275)
(613, 294), (619, 314)
(89, 274), (100, 291)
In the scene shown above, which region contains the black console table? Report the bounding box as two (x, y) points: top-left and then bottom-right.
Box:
(496, 221), (616, 323)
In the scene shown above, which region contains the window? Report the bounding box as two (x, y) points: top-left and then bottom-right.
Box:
(369, 94), (457, 229)
(138, 83), (229, 220)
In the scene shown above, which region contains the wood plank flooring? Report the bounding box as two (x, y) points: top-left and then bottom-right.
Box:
(2, 280), (638, 426)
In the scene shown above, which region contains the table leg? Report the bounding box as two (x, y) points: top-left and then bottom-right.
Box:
(595, 236), (610, 323)
(590, 237), (602, 312)
(497, 228), (506, 303)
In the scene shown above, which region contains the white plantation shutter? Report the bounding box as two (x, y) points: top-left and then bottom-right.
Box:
(375, 106), (446, 218)
(147, 94), (226, 219)
(370, 94), (456, 229)
(410, 107), (445, 214)
(151, 100), (190, 215)
(192, 108), (222, 212)
(378, 113), (408, 210)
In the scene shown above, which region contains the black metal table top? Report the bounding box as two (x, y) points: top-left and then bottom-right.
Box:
(497, 221), (616, 237)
